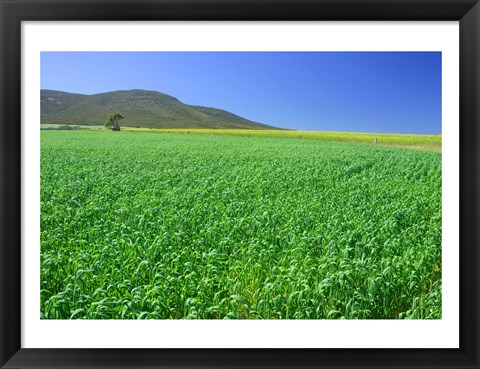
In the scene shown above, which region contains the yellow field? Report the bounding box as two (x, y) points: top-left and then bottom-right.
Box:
(122, 128), (442, 152)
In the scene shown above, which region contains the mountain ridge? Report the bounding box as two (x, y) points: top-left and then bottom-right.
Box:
(41, 89), (278, 130)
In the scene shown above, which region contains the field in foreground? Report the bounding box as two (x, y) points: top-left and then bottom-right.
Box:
(41, 130), (442, 319)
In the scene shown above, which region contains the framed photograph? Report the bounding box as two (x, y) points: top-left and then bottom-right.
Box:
(1, 0), (479, 368)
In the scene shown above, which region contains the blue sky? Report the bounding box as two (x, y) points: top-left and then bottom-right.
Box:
(41, 52), (441, 134)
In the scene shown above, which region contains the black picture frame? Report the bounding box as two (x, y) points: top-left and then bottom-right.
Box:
(1, 0), (479, 368)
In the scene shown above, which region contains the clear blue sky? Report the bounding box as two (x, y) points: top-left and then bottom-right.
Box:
(41, 52), (441, 134)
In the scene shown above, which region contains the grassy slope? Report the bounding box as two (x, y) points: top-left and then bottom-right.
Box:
(41, 89), (277, 130)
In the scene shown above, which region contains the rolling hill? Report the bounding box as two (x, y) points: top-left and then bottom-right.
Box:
(41, 89), (278, 130)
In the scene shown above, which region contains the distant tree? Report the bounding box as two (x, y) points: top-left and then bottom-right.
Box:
(104, 112), (124, 131)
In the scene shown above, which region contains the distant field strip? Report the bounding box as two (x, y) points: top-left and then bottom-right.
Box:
(40, 125), (441, 152)
(123, 128), (442, 152)
(133, 128), (442, 150)
(41, 130), (442, 319)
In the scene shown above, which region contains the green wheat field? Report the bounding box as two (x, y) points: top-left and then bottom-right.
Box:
(40, 130), (442, 319)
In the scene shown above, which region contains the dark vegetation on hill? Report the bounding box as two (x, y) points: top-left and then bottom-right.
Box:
(41, 89), (278, 130)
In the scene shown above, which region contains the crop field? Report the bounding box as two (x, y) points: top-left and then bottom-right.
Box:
(41, 130), (442, 319)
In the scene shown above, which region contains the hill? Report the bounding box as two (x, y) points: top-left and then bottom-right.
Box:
(41, 89), (278, 130)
